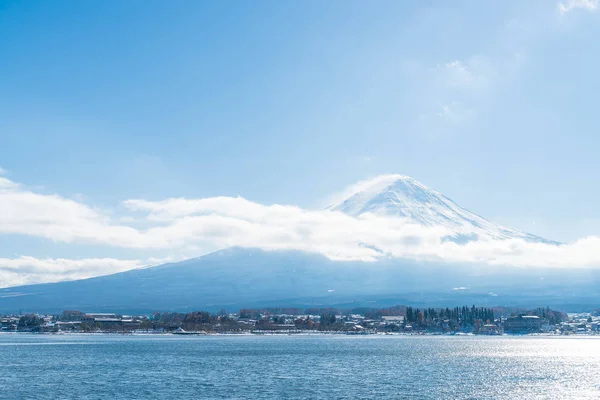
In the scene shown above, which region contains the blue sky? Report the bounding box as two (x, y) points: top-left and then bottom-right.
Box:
(1, 0), (600, 286)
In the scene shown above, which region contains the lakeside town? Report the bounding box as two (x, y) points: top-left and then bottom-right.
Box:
(2, 305), (600, 336)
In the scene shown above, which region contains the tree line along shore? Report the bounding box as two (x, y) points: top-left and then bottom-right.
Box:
(3, 305), (596, 335)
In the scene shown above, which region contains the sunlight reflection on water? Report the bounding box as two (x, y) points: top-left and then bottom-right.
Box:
(1, 334), (599, 399)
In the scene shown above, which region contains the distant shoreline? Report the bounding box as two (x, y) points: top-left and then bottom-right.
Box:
(2, 331), (598, 338)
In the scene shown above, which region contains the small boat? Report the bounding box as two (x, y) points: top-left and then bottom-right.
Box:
(172, 328), (207, 335)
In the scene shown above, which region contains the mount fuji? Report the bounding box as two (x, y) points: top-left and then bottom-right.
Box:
(1, 174), (594, 314)
(328, 174), (557, 245)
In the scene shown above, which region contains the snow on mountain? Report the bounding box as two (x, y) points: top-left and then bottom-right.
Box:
(328, 175), (557, 244)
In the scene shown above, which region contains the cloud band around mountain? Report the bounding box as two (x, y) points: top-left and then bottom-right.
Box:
(1, 175), (600, 287)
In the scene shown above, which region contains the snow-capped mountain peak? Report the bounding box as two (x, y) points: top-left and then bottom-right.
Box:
(328, 174), (557, 244)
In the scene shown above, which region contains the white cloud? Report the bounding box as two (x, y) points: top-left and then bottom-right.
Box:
(2, 175), (600, 289)
(558, 0), (598, 14)
(418, 102), (474, 125)
(440, 58), (492, 91)
(436, 102), (474, 122)
(0, 178), (142, 247)
(422, 0), (585, 127)
(418, 56), (495, 126)
(0, 257), (145, 288)
(0, 255), (179, 288)
(119, 178), (600, 269)
(324, 174), (409, 207)
(0, 166), (6, 175)
(0, 177), (17, 189)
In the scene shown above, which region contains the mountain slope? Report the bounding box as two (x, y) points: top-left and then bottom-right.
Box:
(329, 175), (557, 244)
(0, 248), (433, 313)
(1, 247), (598, 313)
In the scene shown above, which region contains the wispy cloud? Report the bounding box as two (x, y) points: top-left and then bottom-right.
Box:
(440, 58), (492, 91)
(416, 55), (495, 126)
(436, 102), (474, 123)
(325, 174), (411, 207)
(0, 177), (17, 190)
(0, 257), (146, 288)
(420, 0), (591, 127)
(418, 102), (474, 126)
(558, 0), (598, 15)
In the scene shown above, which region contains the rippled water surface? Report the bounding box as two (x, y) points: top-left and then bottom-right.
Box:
(1, 334), (600, 399)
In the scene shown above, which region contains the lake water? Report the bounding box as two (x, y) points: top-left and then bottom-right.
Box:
(1, 334), (600, 399)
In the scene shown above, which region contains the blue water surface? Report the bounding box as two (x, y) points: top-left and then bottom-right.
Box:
(1, 334), (599, 399)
